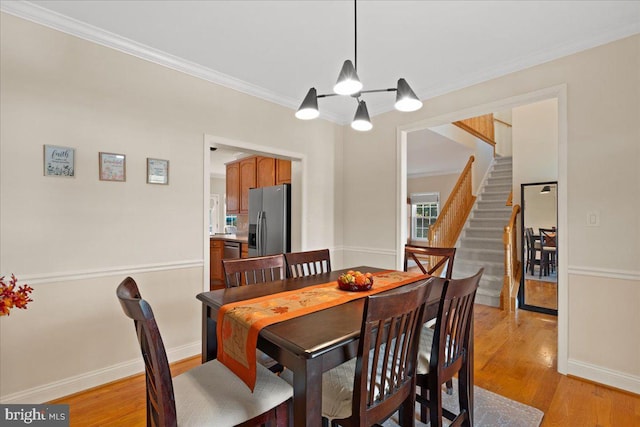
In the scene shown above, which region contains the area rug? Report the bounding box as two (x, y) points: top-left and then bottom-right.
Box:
(382, 379), (544, 427)
(525, 270), (557, 284)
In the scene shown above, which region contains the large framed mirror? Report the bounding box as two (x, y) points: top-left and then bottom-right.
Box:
(519, 182), (558, 315)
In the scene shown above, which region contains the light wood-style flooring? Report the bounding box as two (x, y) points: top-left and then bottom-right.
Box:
(524, 278), (557, 310)
(50, 305), (640, 426)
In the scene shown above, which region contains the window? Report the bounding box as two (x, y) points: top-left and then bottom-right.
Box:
(410, 193), (439, 241)
(225, 215), (238, 227)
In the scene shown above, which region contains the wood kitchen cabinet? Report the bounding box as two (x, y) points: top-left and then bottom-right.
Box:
(225, 161), (240, 214)
(225, 155), (290, 214)
(256, 156), (276, 187)
(239, 157), (256, 214)
(209, 239), (224, 290)
(276, 159), (291, 185)
(241, 243), (248, 259)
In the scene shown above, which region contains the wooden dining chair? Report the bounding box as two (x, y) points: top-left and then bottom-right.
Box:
(415, 268), (483, 427)
(539, 228), (557, 277)
(222, 254), (285, 287)
(321, 278), (432, 426)
(222, 255), (286, 373)
(525, 228), (542, 275)
(284, 249), (331, 278)
(403, 245), (456, 278)
(116, 277), (292, 427)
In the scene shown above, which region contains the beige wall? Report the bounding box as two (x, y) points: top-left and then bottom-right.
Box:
(407, 173), (459, 204)
(512, 98), (559, 207)
(1, 12), (638, 402)
(341, 35), (640, 393)
(0, 13), (341, 401)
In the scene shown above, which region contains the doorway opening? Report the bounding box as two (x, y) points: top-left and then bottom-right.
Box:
(396, 84), (568, 374)
(201, 134), (306, 293)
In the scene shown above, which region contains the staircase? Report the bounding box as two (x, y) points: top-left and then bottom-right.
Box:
(453, 156), (513, 307)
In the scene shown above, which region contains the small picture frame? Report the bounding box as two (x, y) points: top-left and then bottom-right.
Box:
(43, 145), (75, 177)
(147, 158), (169, 185)
(99, 152), (126, 182)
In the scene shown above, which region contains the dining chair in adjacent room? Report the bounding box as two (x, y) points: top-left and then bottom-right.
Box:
(222, 254), (286, 373)
(415, 268), (483, 427)
(403, 245), (456, 279)
(116, 277), (292, 427)
(222, 254), (286, 287)
(539, 228), (557, 277)
(284, 249), (331, 278)
(525, 228), (542, 275)
(321, 278), (431, 427)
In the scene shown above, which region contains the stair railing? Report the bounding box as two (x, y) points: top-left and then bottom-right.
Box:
(453, 114), (497, 154)
(501, 204), (521, 312)
(428, 156), (476, 248)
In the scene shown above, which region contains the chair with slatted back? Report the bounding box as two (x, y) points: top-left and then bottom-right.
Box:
(415, 268), (483, 427)
(403, 245), (456, 279)
(116, 277), (292, 427)
(321, 278), (432, 427)
(524, 227), (542, 275)
(539, 228), (557, 277)
(222, 254), (286, 373)
(222, 254), (285, 288)
(404, 245), (458, 397)
(284, 249), (331, 278)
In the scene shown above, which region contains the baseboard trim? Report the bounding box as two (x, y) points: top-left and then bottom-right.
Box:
(19, 260), (203, 285)
(0, 342), (200, 404)
(568, 358), (640, 395)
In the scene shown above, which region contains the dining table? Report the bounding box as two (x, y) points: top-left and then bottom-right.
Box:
(196, 265), (472, 427)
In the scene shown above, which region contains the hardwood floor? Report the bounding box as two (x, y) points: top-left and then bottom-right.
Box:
(524, 277), (557, 310)
(50, 306), (639, 426)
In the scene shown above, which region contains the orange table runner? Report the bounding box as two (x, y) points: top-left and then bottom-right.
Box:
(217, 270), (429, 390)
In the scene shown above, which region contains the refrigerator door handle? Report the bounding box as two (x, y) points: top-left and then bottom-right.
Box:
(256, 211), (263, 255)
(260, 211), (267, 256)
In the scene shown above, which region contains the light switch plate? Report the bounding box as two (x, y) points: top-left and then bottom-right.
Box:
(587, 211), (600, 227)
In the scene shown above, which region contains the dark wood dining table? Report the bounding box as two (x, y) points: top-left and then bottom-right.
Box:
(196, 266), (469, 427)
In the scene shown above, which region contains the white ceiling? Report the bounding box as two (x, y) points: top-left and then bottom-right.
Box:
(4, 1), (639, 125)
(4, 0), (639, 176)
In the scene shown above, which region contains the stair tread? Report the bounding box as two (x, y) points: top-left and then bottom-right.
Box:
(461, 237), (502, 242)
(458, 247), (503, 254)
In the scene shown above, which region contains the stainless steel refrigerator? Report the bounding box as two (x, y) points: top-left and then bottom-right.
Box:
(248, 184), (291, 257)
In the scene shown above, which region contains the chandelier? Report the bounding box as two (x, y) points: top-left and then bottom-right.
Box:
(295, 0), (423, 131)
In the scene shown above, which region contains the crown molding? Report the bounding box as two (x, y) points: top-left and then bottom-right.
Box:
(3, 1), (639, 126)
(0, 1), (343, 124)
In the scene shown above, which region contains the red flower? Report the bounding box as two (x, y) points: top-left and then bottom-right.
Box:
(0, 274), (33, 316)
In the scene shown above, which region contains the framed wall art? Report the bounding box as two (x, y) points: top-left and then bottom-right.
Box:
(147, 158), (169, 185)
(43, 145), (75, 177)
(99, 152), (126, 182)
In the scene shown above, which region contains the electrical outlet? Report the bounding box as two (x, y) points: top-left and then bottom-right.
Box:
(586, 211), (600, 227)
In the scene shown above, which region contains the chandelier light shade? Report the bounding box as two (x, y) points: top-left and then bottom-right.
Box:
(395, 78), (423, 112)
(295, 0), (422, 131)
(351, 100), (372, 131)
(540, 185), (552, 194)
(333, 60), (362, 95)
(295, 88), (320, 120)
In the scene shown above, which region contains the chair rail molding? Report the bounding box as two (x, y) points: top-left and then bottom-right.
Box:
(17, 260), (203, 285)
(567, 266), (640, 281)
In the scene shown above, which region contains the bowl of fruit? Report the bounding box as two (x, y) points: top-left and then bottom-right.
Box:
(337, 270), (374, 292)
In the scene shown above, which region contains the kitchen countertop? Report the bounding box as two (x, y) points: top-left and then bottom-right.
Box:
(209, 234), (248, 244)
